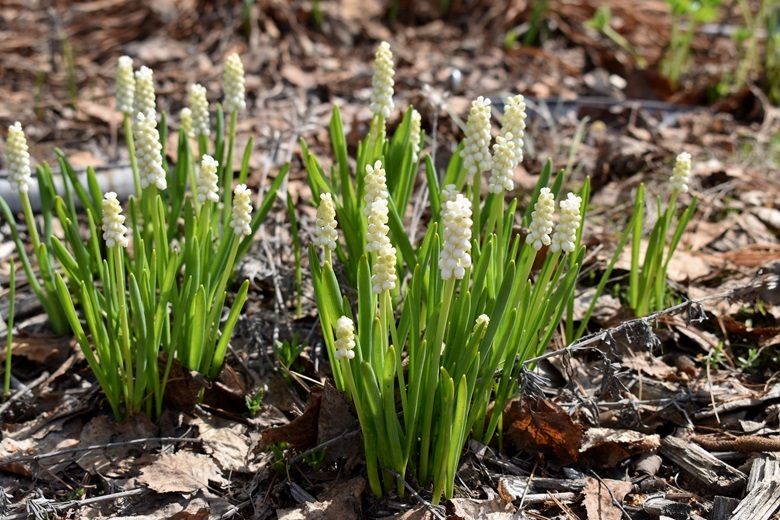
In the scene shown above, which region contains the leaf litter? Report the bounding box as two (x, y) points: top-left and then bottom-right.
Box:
(0, 0), (779, 518)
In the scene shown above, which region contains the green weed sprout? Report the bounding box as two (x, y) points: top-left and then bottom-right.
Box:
(661, 0), (723, 88)
(628, 152), (698, 317)
(0, 123), (70, 334)
(587, 6), (648, 69)
(3, 261), (15, 401)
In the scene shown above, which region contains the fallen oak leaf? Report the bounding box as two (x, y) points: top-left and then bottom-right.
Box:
(139, 451), (225, 495)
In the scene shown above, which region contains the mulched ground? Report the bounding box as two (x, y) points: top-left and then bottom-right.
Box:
(1, 0), (779, 518)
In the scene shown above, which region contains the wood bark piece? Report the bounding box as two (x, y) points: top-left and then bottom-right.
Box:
(659, 436), (747, 495)
(710, 496), (739, 520)
(746, 454), (780, 491)
(730, 479), (780, 520)
(641, 496), (691, 519)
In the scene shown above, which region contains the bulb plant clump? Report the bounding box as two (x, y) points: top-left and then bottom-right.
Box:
(306, 41), (589, 504)
(0, 51), (288, 420)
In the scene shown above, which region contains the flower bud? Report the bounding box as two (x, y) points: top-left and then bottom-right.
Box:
(134, 66), (156, 119)
(488, 134), (516, 194)
(410, 108), (422, 163)
(334, 316), (356, 360)
(670, 151), (692, 193)
(501, 95), (526, 162)
(460, 96), (493, 182)
(550, 192), (582, 254)
(197, 155), (219, 203)
(115, 56), (135, 116)
(369, 41), (395, 119)
(134, 112), (166, 190)
(6, 122), (34, 193)
(526, 187), (555, 250)
(439, 188), (473, 280)
(189, 83), (210, 137)
(314, 193), (338, 251)
(102, 192), (129, 248)
(180, 108), (194, 139)
(223, 54), (246, 113)
(230, 184), (253, 236)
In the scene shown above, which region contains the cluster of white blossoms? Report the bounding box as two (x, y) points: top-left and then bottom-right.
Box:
(189, 83), (210, 137)
(550, 193), (582, 254)
(501, 95), (527, 162)
(101, 192), (129, 249)
(197, 155), (220, 204)
(409, 108), (422, 163)
(372, 241), (397, 294)
(134, 113), (167, 190)
(6, 122), (34, 193)
(223, 54), (246, 114)
(369, 41), (395, 119)
(314, 193), (338, 251)
(488, 134), (516, 194)
(526, 187), (555, 250)
(134, 66), (156, 119)
(230, 184), (253, 236)
(439, 186), (473, 280)
(670, 151), (692, 193)
(363, 160), (389, 213)
(115, 56), (135, 116)
(180, 108), (194, 139)
(365, 196), (392, 253)
(334, 316), (356, 360)
(460, 97), (493, 181)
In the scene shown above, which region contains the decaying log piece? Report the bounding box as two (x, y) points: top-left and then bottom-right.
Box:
(659, 436), (747, 495)
(642, 496), (691, 519)
(746, 454), (780, 491)
(711, 496), (739, 520)
(730, 479), (780, 520)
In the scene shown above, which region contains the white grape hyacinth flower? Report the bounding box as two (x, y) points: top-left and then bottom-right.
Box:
(197, 155), (220, 203)
(134, 112), (167, 190)
(501, 95), (527, 162)
(180, 108), (194, 139)
(670, 151), (692, 193)
(363, 160), (389, 213)
(488, 134), (516, 194)
(134, 66), (156, 119)
(526, 187), (555, 250)
(102, 192), (129, 249)
(115, 56), (135, 116)
(365, 197), (391, 253)
(473, 314), (490, 335)
(223, 54), (246, 113)
(6, 122), (34, 193)
(410, 108), (422, 163)
(460, 96), (493, 182)
(439, 187), (473, 280)
(334, 316), (356, 360)
(550, 192), (582, 254)
(314, 193), (338, 251)
(189, 83), (210, 137)
(230, 184), (253, 237)
(372, 243), (397, 294)
(369, 41), (395, 119)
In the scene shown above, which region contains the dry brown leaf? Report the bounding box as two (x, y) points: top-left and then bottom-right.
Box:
(504, 397), (583, 466)
(446, 496), (517, 519)
(580, 428), (660, 468)
(193, 416), (258, 473)
(138, 451), (225, 495)
(582, 477), (633, 520)
(77, 414), (158, 476)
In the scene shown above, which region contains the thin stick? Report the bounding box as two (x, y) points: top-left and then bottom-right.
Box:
(383, 468), (445, 520)
(0, 436), (202, 466)
(4, 488), (145, 520)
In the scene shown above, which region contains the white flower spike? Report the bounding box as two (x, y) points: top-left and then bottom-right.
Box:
(365, 197), (391, 253)
(314, 193), (338, 251)
(363, 160), (389, 213)
(334, 316), (356, 360)
(670, 151), (692, 193)
(526, 187), (555, 250)
(372, 243), (397, 294)
(230, 184), (253, 237)
(488, 134), (516, 194)
(197, 155), (220, 203)
(550, 192), (582, 254)
(460, 96), (493, 182)
(134, 112), (166, 190)
(223, 54), (246, 113)
(410, 108), (422, 163)
(102, 192), (129, 249)
(6, 122), (34, 193)
(189, 83), (210, 137)
(501, 95), (527, 163)
(134, 66), (156, 119)
(370, 41), (395, 119)
(115, 56), (135, 116)
(180, 108), (194, 139)
(439, 186), (473, 280)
